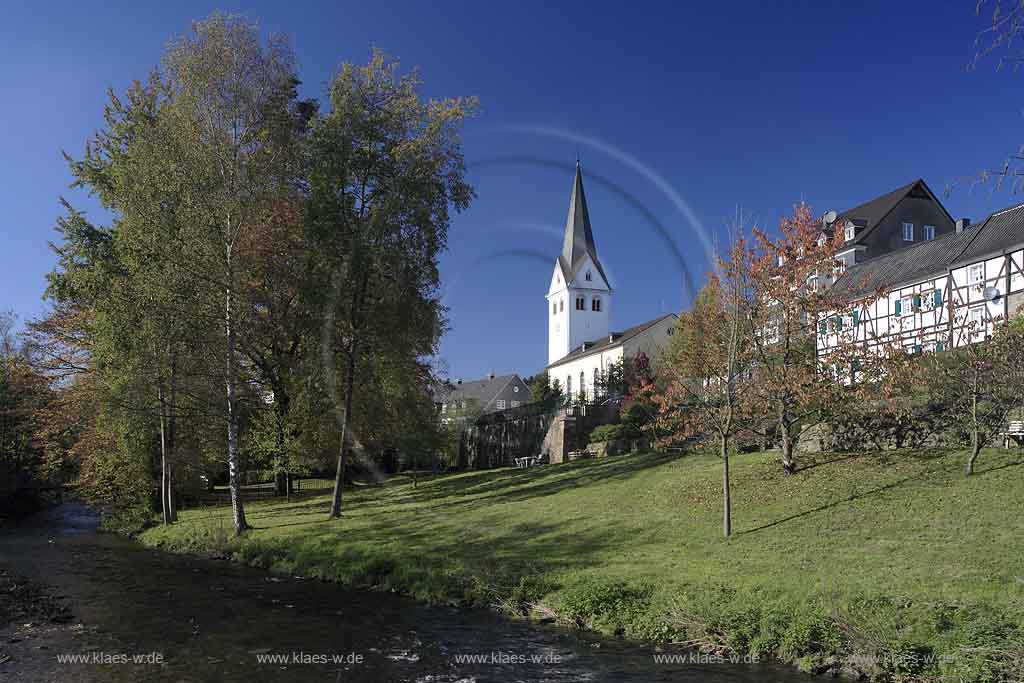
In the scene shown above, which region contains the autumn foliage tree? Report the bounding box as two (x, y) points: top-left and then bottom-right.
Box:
(651, 231), (753, 537)
(744, 203), (848, 474)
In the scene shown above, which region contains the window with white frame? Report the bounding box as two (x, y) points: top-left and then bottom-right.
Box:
(552, 302), (557, 315)
(592, 297), (601, 312)
(585, 270), (592, 281)
(576, 297), (585, 310)
(496, 399), (506, 410)
(566, 375), (572, 398)
(844, 223), (855, 241)
(923, 224), (935, 241)
(969, 264), (985, 288)
(902, 222), (914, 241)
(969, 305), (985, 329)
(900, 295), (914, 317)
(560, 299), (564, 312)
(511, 400), (520, 408)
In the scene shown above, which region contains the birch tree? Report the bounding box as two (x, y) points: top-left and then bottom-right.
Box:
(305, 51), (476, 519)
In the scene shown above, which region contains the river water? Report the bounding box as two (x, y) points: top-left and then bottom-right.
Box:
(0, 504), (806, 682)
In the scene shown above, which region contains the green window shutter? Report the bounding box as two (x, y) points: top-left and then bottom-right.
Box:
(837, 315), (844, 330)
(913, 294), (921, 309)
(852, 310), (860, 326)
(934, 290), (942, 308)
(851, 359), (861, 372)
(914, 344), (922, 354)
(818, 320), (827, 335)
(936, 340), (945, 352)
(894, 299), (902, 316)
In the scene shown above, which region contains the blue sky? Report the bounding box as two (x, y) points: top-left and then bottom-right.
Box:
(1, 1), (1021, 380)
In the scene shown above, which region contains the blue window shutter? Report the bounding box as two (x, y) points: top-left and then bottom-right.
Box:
(936, 340), (945, 352)
(894, 299), (902, 316)
(837, 315), (844, 330)
(852, 310), (860, 326)
(934, 290), (942, 308)
(913, 294), (921, 309)
(818, 320), (827, 335)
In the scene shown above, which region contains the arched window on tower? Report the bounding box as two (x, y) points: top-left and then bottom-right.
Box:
(586, 270), (592, 281)
(592, 297), (601, 312)
(560, 299), (564, 312)
(552, 302), (556, 315)
(576, 296), (585, 310)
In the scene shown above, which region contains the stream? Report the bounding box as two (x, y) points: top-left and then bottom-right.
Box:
(0, 503), (806, 682)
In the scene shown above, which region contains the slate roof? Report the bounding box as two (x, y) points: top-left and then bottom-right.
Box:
(833, 202), (1024, 300)
(829, 179), (951, 246)
(547, 313), (677, 368)
(436, 374), (519, 408)
(951, 203), (1024, 265)
(559, 162), (609, 286)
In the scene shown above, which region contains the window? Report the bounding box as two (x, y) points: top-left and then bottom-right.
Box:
(566, 375), (572, 398)
(927, 289), (942, 309)
(585, 270), (592, 281)
(560, 299), (564, 312)
(902, 222), (914, 241)
(580, 372), (586, 398)
(923, 224), (935, 241)
(592, 298), (601, 312)
(844, 223), (855, 241)
(552, 302), (557, 316)
(496, 399), (506, 410)
(969, 264), (985, 287)
(667, 327), (674, 336)
(897, 296), (914, 317)
(969, 306), (985, 328)
(441, 403), (447, 413)
(576, 297), (585, 310)
(511, 400), (520, 408)
(593, 368), (599, 395)
(513, 385), (520, 393)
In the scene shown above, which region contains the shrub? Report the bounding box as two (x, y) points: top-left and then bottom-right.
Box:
(589, 424), (623, 444)
(556, 576), (656, 638)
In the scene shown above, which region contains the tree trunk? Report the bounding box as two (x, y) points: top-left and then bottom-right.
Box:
(167, 355), (178, 522)
(328, 345), (356, 519)
(967, 388), (980, 475)
(158, 385), (170, 526)
(778, 405), (796, 475)
(273, 393), (290, 497)
(721, 433), (732, 537)
(225, 243), (248, 536)
(967, 429), (982, 475)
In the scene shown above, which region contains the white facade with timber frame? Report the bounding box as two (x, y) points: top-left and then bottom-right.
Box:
(818, 203), (1024, 359)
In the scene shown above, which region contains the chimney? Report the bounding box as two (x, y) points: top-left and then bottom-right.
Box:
(456, 378), (462, 385)
(608, 334), (615, 343)
(956, 218), (971, 233)
(488, 372), (495, 380)
(581, 342), (588, 351)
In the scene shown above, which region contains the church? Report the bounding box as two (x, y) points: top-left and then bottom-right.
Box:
(545, 162), (678, 400)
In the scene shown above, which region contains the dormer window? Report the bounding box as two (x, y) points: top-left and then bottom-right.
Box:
(902, 222), (914, 242)
(923, 225), (935, 241)
(576, 296), (585, 310)
(844, 222), (855, 242)
(585, 270), (592, 281)
(591, 297), (601, 312)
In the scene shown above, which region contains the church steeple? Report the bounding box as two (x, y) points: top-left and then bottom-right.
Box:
(547, 162), (612, 365)
(560, 162), (609, 287)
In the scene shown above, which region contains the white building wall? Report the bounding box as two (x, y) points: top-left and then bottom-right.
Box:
(546, 254), (611, 365)
(817, 247), (1024, 359)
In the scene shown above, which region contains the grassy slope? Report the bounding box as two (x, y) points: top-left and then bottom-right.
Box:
(141, 449), (1024, 679)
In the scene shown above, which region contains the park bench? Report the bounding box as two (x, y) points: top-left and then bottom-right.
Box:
(514, 454), (548, 468)
(1003, 420), (1024, 448)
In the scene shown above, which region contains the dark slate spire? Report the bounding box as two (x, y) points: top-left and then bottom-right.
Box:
(560, 161), (608, 285)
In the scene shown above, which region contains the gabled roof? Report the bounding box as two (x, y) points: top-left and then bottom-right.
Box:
(436, 374), (522, 409)
(830, 179), (952, 246)
(547, 313), (677, 368)
(833, 202), (1024, 300)
(559, 162), (609, 286)
(834, 228), (979, 299)
(951, 203), (1024, 266)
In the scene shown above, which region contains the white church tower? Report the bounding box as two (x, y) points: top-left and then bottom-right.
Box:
(547, 162), (612, 365)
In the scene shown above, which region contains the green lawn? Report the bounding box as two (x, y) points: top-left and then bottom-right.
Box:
(141, 449), (1024, 680)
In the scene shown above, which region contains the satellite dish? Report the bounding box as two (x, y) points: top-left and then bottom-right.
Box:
(824, 210), (838, 224)
(983, 286), (1001, 301)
